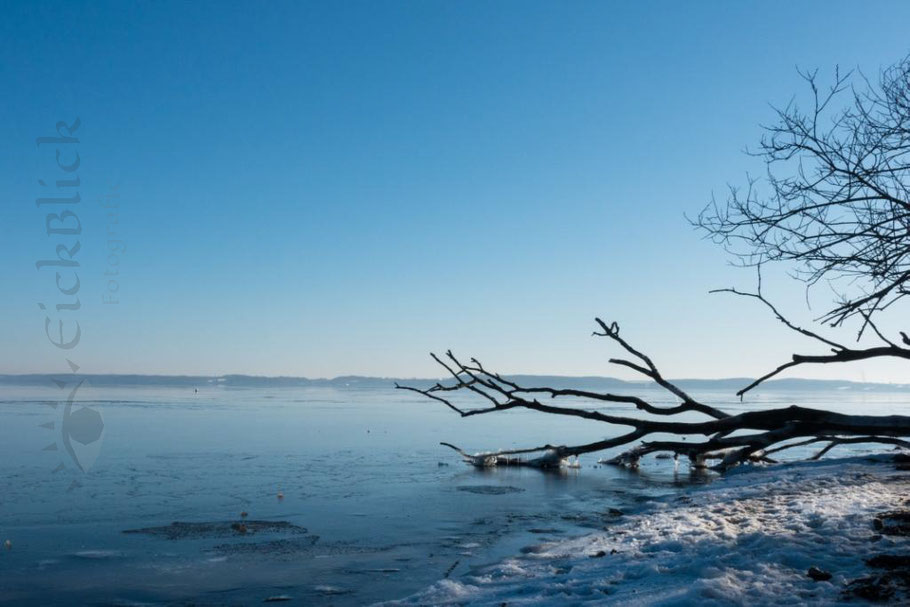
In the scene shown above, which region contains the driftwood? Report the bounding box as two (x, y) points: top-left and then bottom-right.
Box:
(399, 318), (910, 472)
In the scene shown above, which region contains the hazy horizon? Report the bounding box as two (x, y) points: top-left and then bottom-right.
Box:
(2, 371), (908, 389)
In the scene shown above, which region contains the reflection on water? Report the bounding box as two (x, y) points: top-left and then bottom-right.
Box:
(0, 383), (907, 605)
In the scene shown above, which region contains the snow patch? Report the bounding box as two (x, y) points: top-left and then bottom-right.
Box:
(382, 456), (910, 606)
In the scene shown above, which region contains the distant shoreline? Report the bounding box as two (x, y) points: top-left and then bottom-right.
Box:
(0, 373), (907, 391)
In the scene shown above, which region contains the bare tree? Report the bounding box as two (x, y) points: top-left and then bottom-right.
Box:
(694, 55), (910, 394)
(401, 56), (910, 472)
(697, 56), (910, 334)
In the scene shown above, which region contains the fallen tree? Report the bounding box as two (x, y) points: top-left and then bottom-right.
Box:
(400, 56), (910, 472)
(398, 318), (910, 472)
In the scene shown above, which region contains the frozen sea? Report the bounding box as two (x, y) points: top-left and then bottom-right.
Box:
(0, 379), (908, 605)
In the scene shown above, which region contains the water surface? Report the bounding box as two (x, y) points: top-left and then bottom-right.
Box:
(0, 382), (906, 605)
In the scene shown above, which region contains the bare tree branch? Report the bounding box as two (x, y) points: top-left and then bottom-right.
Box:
(711, 267), (910, 396)
(735, 344), (910, 397)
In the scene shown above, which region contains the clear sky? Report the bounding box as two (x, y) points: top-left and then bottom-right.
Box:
(2, 1), (910, 382)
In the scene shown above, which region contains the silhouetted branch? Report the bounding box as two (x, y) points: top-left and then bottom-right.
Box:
(711, 267), (910, 397)
(734, 344), (910, 397)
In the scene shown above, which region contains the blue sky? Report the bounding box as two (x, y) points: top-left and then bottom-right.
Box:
(2, 1), (910, 381)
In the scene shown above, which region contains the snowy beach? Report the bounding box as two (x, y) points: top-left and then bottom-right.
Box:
(389, 455), (910, 606)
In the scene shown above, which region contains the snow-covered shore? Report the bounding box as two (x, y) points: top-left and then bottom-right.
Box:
(385, 455), (910, 606)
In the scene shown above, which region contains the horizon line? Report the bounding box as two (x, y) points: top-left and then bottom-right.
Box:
(0, 372), (907, 388)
